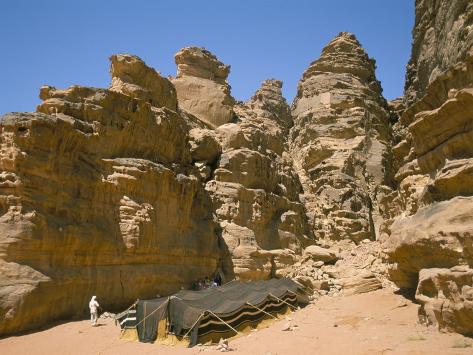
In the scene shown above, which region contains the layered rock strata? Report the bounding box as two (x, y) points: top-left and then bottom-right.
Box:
(404, 0), (473, 105)
(4, 2), (473, 338)
(0, 57), (221, 336)
(109, 54), (178, 110)
(384, 57), (473, 290)
(384, 0), (473, 335)
(290, 32), (392, 244)
(0, 49), (316, 336)
(204, 79), (313, 280)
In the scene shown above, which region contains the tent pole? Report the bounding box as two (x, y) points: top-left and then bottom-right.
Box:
(269, 293), (298, 311)
(246, 302), (277, 319)
(124, 300), (138, 312)
(292, 280), (313, 293)
(206, 310), (239, 335)
(182, 311), (206, 338)
(142, 301), (147, 340)
(165, 297), (170, 337)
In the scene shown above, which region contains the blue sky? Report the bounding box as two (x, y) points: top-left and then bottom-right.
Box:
(0, 0), (414, 115)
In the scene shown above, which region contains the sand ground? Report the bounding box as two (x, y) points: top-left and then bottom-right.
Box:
(1, 288), (472, 355)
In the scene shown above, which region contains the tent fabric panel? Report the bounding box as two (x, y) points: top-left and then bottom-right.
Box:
(168, 279), (304, 344)
(136, 298), (169, 343)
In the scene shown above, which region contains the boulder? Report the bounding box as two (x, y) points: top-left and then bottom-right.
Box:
(384, 197), (473, 289)
(188, 128), (222, 164)
(303, 246), (338, 263)
(339, 271), (382, 296)
(416, 266), (473, 335)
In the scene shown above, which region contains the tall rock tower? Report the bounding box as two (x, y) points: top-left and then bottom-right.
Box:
(290, 32), (392, 243)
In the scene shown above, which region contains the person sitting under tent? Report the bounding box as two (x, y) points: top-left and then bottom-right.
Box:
(213, 274), (222, 286)
(204, 277), (211, 288)
(89, 296), (100, 327)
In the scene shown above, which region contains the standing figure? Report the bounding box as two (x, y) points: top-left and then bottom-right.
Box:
(89, 296), (100, 326)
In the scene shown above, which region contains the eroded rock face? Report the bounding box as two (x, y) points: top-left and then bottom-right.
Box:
(109, 54), (178, 110)
(384, 0), (473, 336)
(404, 0), (473, 106)
(384, 197), (473, 288)
(385, 61), (473, 289)
(4, 2), (473, 337)
(206, 79), (313, 280)
(416, 266), (473, 335)
(172, 47), (235, 128)
(0, 50), (317, 335)
(0, 60), (220, 336)
(290, 32), (392, 244)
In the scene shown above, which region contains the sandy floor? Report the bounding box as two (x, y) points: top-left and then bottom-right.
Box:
(1, 289), (472, 355)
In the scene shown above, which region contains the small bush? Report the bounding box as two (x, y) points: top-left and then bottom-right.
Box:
(452, 339), (472, 349)
(407, 334), (426, 341)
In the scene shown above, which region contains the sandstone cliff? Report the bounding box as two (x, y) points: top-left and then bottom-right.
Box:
(404, 0), (473, 105)
(384, 0), (473, 335)
(3, 0), (473, 339)
(0, 57), (222, 335)
(0, 49), (315, 336)
(206, 79), (313, 280)
(290, 32), (393, 244)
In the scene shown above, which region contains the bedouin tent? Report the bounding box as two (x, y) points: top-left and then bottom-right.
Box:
(116, 278), (308, 347)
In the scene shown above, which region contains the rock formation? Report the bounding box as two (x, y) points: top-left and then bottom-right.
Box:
(206, 79), (313, 280)
(0, 51), (314, 336)
(383, 0), (473, 335)
(0, 58), (221, 336)
(290, 32), (392, 244)
(2, 0), (473, 339)
(172, 47), (235, 128)
(416, 266), (473, 335)
(404, 0), (473, 105)
(109, 54), (178, 110)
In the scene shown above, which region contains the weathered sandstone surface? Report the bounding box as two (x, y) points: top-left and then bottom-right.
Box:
(0, 50), (315, 336)
(3, 0), (473, 339)
(0, 57), (222, 335)
(171, 47), (235, 128)
(290, 32), (393, 244)
(383, 0), (473, 335)
(404, 0), (473, 105)
(109, 54), (178, 110)
(205, 79), (313, 280)
(416, 266), (473, 335)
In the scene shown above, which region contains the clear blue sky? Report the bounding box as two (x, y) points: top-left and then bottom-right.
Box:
(0, 0), (414, 115)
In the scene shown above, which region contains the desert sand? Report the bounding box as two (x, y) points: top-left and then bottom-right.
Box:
(1, 289), (471, 355)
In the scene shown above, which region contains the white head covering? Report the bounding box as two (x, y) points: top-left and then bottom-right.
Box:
(91, 295), (96, 301)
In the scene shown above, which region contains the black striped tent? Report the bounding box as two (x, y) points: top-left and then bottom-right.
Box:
(116, 278), (307, 346)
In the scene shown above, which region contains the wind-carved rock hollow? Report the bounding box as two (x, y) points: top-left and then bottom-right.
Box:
(1, 0), (473, 339)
